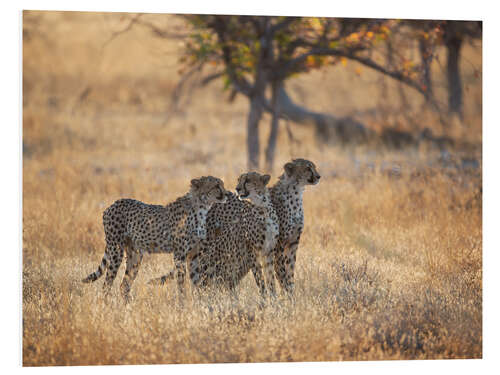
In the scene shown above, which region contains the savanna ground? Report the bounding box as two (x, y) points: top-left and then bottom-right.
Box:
(22, 11), (482, 365)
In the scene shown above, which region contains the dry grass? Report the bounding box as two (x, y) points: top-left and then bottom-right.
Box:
(22, 11), (482, 366)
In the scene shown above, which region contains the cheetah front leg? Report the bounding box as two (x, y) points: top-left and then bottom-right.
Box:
(274, 239), (299, 296)
(282, 238), (300, 295)
(120, 245), (143, 303)
(173, 247), (189, 298)
(185, 239), (205, 287)
(251, 261), (266, 298)
(174, 258), (186, 295)
(273, 243), (289, 294)
(260, 247), (277, 298)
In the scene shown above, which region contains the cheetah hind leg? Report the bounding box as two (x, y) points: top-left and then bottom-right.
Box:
(255, 251), (276, 300)
(102, 244), (124, 297)
(251, 262), (267, 299)
(120, 246), (143, 303)
(263, 251), (277, 298)
(82, 242), (124, 298)
(147, 240), (200, 287)
(274, 244), (294, 297)
(147, 241), (199, 286)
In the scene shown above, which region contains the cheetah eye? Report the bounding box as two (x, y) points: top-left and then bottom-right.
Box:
(212, 186), (223, 196)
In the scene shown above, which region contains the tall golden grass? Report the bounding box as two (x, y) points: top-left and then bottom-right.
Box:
(22, 11), (482, 365)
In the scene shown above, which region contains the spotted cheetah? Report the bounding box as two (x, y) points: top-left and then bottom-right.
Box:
(82, 176), (227, 301)
(270, 159), (321, 295)
(150, 172), (279, 298)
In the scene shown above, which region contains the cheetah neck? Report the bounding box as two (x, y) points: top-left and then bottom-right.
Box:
(272, 174), (305, 224)
(186, 192), (211, 239)
(251, 190), (279, 251)
(260, 192), (278, 222)
(251, 190), (273, 211)
(187, 192), (213, 212)
(274, 174), (305, 204)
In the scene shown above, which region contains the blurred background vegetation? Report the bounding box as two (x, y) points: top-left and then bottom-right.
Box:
(23, 12), (482, 170)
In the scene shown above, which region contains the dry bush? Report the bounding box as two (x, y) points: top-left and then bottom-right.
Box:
(22, 11), (482, 366)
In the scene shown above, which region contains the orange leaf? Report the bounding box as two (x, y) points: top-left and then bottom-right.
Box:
(306, 55), (316, 68)
(380, 25), (390, 34)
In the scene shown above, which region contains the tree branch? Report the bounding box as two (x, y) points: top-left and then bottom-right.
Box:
(164, 61), (205, 121)
(135, 18), (190, 39)
(281, 46), (443, 111)
(282, 46), (361, 76)
(200, 72), (225, 86)
(102, 14), (142, 49)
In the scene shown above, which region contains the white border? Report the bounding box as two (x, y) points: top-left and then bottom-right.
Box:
(3, 1), (497, 374)
(16, 0), (484, 20)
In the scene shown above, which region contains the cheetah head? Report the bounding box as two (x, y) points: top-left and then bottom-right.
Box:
(236, 172), (271, 206)
(190, 176), (228, 206)
(284, 158), (321, 186)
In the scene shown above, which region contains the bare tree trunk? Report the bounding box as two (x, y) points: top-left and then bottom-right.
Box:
(446, 33), (463, 118)
(265, 82), (281, 172)
(247, 95), (264, 170)
(419, 37), (433, 101)
(245, 18), (272, 170)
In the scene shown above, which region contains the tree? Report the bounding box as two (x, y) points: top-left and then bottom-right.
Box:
(403, 20), (482, 118)
(179, 16), (460, 170)
(122, 15), (479, 169)
(441, 21), (481, 118)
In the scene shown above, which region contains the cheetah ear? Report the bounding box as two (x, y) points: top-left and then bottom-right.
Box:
(190, 178), (201, 190)
(261, 174), (271, 186)
(284, 162), (295, 176)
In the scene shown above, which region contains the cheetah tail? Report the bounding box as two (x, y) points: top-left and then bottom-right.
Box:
(148, 270), (176, 285)
(82, 254), (108, 283)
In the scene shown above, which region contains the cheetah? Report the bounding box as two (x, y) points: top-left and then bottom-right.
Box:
(150, 172), (279, 298)
(270, 159), (321, 295)
(82, 176), (227, 301)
